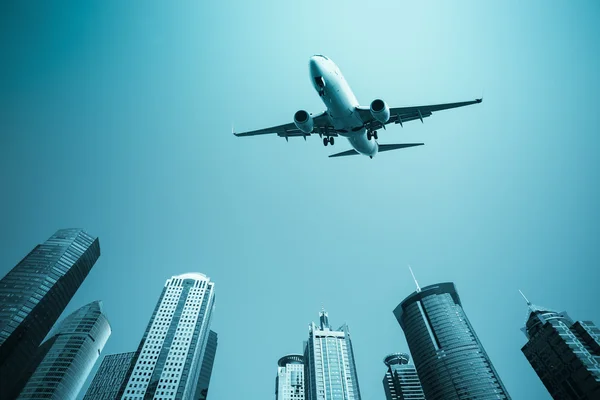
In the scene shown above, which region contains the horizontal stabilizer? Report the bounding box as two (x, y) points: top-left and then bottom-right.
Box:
(329, 149), (360, 158)
(378, 143), (424, 152)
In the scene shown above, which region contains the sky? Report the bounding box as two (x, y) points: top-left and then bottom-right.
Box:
(1, 1), (599, 399)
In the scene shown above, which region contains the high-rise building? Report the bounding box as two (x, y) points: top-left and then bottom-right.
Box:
(394, 282), (511, 400)
(382, 353), (425, 400)
(120, 273), (215, 400)
(275, 354), (304, 400)
(194, 330), (218, 400)
(520, 293), (600, 399)
(17, 301), (110, 399)
(0, 228), (100, 399)
(83, 352), (137, 400)
(304, 309), (362, 400)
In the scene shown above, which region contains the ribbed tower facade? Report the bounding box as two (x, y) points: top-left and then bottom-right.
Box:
(17, 301), (111, 399)
(0, 229), (100, 399)
(195, 330), (218, 400)
(83, 352), (137, 400)
(276, 354), (305, 400)
(304, 310), (361, 400)
(120, 273), (215, 400)
(520, 296), (600, 399)
(394, 282), (510, 400)
(382, 353), (425, 400)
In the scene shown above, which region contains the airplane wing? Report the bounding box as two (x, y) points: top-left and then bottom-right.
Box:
(356, 98), (482, 131)
(233, 111), (336, 141)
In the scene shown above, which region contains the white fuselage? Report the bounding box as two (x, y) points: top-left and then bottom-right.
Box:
(309, 55), (378, 157)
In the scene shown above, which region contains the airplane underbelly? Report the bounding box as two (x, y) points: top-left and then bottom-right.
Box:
(348, 129), (377, 156)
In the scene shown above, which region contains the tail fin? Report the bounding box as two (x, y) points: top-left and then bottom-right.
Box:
(378, 143), (424, 152)
(329, 143), (424, 158)
(329, 149), (360, 158)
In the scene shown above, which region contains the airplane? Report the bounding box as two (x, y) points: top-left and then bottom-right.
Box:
(233, 55), (482, 158)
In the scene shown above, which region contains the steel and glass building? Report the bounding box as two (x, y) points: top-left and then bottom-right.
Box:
(520, 296), (600, 399)
(194, 330), (218, 400)
(304, 310), (362, 400)
(275, 354), (305, 400)
(382, 353), (425, 400)
(83, 352), (137, 400)
(0, 228), (100, 399)
(121, 273), (216, 400)
(17, 300), (111, 399)
(394, 282), (511, 400)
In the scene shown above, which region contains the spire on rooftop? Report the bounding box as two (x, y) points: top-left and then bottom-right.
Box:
(409, 265), (421, 293)
(319, 308), (330, 330)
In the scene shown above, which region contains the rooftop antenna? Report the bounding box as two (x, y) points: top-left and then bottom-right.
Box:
(519, 289), (532, 306)
(408, 264), (421, 293)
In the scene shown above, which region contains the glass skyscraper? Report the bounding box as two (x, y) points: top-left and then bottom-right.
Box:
(0, 228), (100, 399)
(520, 296), (600, 399)
(120, 273), (215, 400)
(394, 282), (511, 400)
(275, 354), (305, 400)
(382, 353), (425, 400)
(17, 301), (111, 399)
(83, 352), (137, 400)
(194, 330), (218, 400)
(304, 310), (362, 400)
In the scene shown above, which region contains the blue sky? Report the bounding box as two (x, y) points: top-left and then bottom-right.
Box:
(1, 1), (599, 399)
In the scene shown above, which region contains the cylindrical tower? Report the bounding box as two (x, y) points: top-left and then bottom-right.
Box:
(394, 282), (511, 400)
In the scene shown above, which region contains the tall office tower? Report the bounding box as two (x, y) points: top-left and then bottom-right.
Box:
(194, 330), (218, 400)
(304, 309), (362, 400)
(121, 273), (215, 400)
(382, 353), (425, 400)
(83, 352), (137, 400)
(17, 301), (111, 399)
(520, 293), (600, 399)
(394, 282), (511, 400)
(275, 354), (305, 400)
(0, 228), (100, 399)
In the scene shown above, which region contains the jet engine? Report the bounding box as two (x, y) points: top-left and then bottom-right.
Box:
(293, 110), (314, 134)
(370, 99), (390, 124)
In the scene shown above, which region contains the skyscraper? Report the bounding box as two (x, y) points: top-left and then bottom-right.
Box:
(275, 354), (305, 400)
(304, 309), (362, 400)
(83, 352), (137, 400)
(394, 282), (511, 400)
(194, 330), (218, 400)
(382, 353), (425, 400)
(17, 301), (111, 399)
(120, 272), (215, 400)
(0, 228), (100, 399)
(520, 293), (600, 399)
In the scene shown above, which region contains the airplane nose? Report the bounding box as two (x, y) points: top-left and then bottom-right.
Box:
(309, 57), (321, 76)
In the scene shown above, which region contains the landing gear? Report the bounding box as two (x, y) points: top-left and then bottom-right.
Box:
(367, 130), (378, 140)
(323, 137), (334, 146)
(374, 131), (378, 140)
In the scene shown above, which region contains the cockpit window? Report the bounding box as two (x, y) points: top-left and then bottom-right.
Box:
(314, 54), (329, 60)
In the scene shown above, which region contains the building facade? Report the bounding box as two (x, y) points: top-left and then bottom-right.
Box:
(0, 229), (101, 399)
(276, 354), (305, 400)
(520, 298), (600, 399)
(304, 310), (361, 400)
(394, 282), (511, 400)
(194, 330), (218, 400)
(83, 352), (137, 400)
(120, 273), (215, 400)
(17, 301), (111, 399)
(382, 353), (425, 400)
